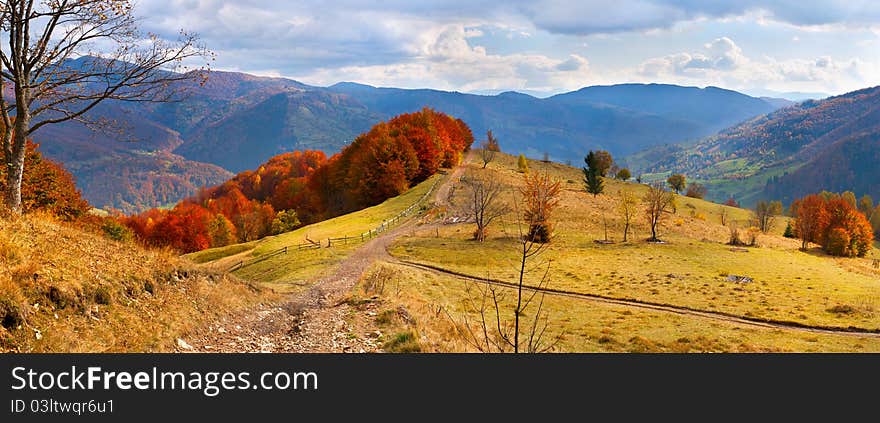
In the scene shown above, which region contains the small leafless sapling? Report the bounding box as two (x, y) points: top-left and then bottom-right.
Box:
(460, 171), (509, 242)
(444, 186), (563, 353)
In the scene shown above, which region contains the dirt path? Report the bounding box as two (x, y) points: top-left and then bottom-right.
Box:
(182, 153), (471, 353)
(390, 259), (880, 339)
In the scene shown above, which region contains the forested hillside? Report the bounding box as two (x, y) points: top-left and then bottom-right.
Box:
(632, 86), (880, 205)
(31, 64), (780, 212)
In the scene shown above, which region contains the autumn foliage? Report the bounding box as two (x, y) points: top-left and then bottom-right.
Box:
(791, 193), (874, 257)
(122, 108), (473, 253)
(0, 141), (90, 220)
(521, 172), (561, 243)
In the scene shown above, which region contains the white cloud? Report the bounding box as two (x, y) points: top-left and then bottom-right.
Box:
(131, 1), (880, 94)
(299, 25), (591, 93)
(636, 37), (871, 94)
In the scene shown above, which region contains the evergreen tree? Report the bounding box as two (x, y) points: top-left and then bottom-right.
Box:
(582, 153), (604, 197)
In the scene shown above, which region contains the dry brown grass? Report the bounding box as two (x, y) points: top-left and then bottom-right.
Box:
(380, 153), (880, 351)
(0, 212), (269, 352)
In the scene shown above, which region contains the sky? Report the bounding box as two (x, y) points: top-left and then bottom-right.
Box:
(138, 1), (880, 98)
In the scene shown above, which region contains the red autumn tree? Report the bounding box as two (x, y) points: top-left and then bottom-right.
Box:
(822, 197), (874, 257)
(791, 194), (829, 251)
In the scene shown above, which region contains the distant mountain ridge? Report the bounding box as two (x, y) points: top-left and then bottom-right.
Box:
(30, 71), (784, 212)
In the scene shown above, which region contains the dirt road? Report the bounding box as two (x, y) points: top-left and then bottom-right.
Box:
(183, 153), (471, 353)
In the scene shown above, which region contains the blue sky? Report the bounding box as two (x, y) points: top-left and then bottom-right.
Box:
(140, 1), (880, 98)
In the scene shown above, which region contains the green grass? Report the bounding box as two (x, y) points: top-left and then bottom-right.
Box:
(699, 162), (805, 206)
(382, 331), (422, 353)
(189, 173), (443, 291)
(253, 173), (440, 255)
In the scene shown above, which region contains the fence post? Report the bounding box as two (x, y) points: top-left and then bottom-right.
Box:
(327, 238), (331, 248)
(284, 246), (288, 254)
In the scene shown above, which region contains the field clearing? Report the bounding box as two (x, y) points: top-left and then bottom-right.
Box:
(360, 262), (880, 352)
(388, 154), (880, 337)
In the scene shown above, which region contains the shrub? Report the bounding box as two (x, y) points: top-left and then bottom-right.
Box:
(517, 154), (529, 173)
(825, 227), (851, 257)
(101, 219), (133, 242)
(0, 298), (23, 330)
(783, 221), (795, 238)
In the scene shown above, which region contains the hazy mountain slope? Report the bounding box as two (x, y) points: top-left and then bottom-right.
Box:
(29, 71), (781, 212)
(632, 86), (880, 205)
(329, 82), (778, 162)
(548, 84), (778, 131)
(174, 90), (383, 172)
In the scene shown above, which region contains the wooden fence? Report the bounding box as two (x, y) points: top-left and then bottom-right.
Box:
(226, 176), (441, 273)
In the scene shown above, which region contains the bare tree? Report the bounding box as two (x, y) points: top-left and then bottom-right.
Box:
(643, 182), (676, 242)
(753, 200), (783, 233)
(478, 129), (499, 169)
(1, 0), (209, 213)
(445, 201), (563, 353)
(618, 188), (638, 242)
(719, 205), (730, 226)
(461, 171), (509, 242)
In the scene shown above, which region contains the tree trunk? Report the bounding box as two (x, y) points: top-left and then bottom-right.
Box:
(515, 242), (526, 353)
(4, 113), (28, 213)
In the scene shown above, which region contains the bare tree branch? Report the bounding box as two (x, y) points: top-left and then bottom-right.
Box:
(1, 0), (210, 212)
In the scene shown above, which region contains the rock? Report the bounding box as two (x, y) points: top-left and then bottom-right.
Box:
(216, 327), (226, 334)
(726, 275), (753, 283)
(34, 330), (42, 340)
(176, 338), (194, 350)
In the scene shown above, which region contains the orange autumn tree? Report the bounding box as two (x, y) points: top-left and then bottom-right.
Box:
(121, 109), (473, 253)
(0, 141), (90, 220)
(791, 194), (830, 251)
(791, 193), (873, 257)
(822, 198), (874, 257)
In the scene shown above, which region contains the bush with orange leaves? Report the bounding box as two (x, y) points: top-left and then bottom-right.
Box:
(520, 172), (561, 244)
(791, 193), (874, 257)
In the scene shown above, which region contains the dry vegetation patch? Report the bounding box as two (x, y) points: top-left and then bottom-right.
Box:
(0, 213), (267, 352)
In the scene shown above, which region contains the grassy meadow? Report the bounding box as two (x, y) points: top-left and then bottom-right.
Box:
(379, 153), (880, 351)
(193, 152), (880, 352)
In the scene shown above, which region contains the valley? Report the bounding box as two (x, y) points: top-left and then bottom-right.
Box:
(30, 70), (784, 212)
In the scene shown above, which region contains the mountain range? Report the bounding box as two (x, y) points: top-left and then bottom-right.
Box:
(630, 85), (880, 206)
(31, 68), (785, 212)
